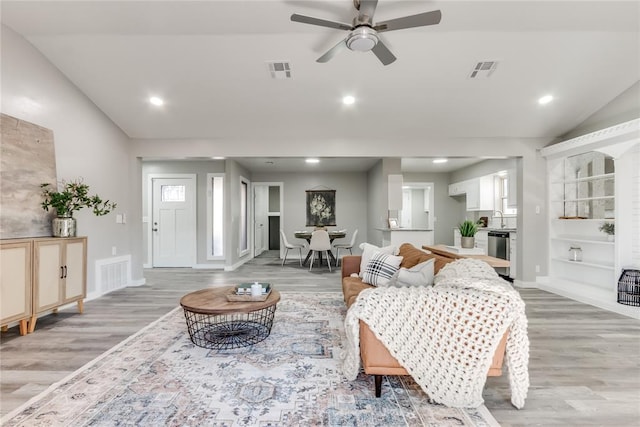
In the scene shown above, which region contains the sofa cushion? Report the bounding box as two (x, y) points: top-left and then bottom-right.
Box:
(398, 243), (455, 273)
(342, 276), (373, 308)
(362, 252), (403, 286)
(398, 243), (433, 269)
(387, 258), (435, 287)
(359, 243), (398, 277)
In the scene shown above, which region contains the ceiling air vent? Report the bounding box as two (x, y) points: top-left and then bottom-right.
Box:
(266, 61), (292, 79)
(469, 61), (498, 79)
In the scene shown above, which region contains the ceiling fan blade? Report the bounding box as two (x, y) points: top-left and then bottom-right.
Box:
(374, 10), (442, 33)
(317, 38), (348, 63)
(291, 14), (352, 31)
(357, 0), (379, 23)
(371, 40), (396, 65)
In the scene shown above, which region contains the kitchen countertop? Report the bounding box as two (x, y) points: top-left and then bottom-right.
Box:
(377, 228), (433, 231)
(423, 244), (510, 268)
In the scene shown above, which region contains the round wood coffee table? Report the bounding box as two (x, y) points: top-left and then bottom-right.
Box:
(180, 286), (280, 350)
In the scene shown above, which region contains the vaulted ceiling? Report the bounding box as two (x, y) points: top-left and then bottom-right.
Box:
(2, 1), (639, 171)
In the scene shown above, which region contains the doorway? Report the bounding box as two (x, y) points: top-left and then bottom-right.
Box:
(252, 182), (283, 258)
(151, 176), (196, 267)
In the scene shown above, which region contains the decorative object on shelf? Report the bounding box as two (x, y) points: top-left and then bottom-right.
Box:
(568, 246), (583, 262)
(458, 220), (478, 248)
(388, 218), (399, 229)
(598, 221), (615, 241)
(305, 188), (336, 227)
(40, 179), (117, 237)
(617, 269), (640, 307)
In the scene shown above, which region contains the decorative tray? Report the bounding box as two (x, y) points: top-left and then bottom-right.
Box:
(226, 283), (272, 302)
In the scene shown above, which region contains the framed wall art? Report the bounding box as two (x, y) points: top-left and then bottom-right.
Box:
(305, 189), (336, 227)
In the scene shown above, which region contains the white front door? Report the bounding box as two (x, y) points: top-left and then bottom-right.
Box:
(152, 177), (196, 267)
(254, 185), (268, 256)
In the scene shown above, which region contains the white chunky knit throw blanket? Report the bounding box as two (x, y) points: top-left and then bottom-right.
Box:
(342, 259), (529, 409)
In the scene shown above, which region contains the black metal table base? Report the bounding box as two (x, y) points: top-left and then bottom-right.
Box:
(183, 305), (276, 350)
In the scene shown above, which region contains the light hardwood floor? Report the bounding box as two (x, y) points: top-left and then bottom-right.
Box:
(1, 251), (639, 426)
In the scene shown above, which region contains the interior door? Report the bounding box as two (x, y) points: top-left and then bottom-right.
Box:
(152, 177), (196, 267)
(254, 185), (268, 256)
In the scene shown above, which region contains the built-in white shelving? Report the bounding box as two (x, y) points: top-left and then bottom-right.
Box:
(540, 118), (640, 319)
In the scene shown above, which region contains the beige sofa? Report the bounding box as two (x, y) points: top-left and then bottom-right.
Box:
(341, 243), (508, 397)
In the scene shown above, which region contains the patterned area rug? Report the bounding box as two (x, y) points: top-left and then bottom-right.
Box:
(2, 292), (499, 427)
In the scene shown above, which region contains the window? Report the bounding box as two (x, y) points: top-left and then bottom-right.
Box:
(239, 177), (249, 255)
(496, 175), (517, 215)
(207, 174), (224, 259)
(161, 185), (185, 202)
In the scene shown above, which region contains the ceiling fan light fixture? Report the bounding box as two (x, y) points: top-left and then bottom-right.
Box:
(346, 27), (378, 52)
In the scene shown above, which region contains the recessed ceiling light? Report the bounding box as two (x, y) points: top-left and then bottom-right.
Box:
(306, 158), (320, 164)
(538, 94), (553, 105)
(433, 158), (448, 164)
(342, 95), (355, 105)
(212, 156), (225, 160)
(149, 96), (164, 106)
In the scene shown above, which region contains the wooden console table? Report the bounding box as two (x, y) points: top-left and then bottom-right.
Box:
(422, 244), (510, 268)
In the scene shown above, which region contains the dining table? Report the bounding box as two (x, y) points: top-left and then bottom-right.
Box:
(294, 230), (347, 266)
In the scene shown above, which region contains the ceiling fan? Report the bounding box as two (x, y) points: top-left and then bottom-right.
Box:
(291, 0), (442, 65)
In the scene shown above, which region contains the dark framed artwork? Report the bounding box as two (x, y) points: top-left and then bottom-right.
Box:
(306, 190), (336, 227)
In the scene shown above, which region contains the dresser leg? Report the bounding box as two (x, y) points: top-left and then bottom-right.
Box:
(19, 320), (27, 336)
(77, 300), (84, 314)
(374, 375), (382, 397)
(28, 315), (37, 333)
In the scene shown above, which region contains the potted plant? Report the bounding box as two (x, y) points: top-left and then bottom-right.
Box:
(459, 219), (478, 248)
(598, 221), (615, 241)
(40, 178), (117, 237)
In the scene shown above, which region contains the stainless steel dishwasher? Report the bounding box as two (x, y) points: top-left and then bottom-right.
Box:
(488, 230), (510, 278)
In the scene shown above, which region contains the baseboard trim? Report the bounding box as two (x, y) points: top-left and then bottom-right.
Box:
(192, 264), (225, 270)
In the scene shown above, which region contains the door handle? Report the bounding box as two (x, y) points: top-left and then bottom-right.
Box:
(60, 266), (64, 279)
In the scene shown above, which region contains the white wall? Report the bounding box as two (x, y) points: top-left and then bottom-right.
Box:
(403, 172), (463, 245)
(1, 25), (141, 294)
(141, 160), (225, 266)
(252, 171), (369, 254)
(561, 82), (640, 140)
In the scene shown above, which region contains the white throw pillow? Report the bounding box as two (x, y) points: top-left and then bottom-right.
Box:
(361, 251), (403, 287)
(359, 243), (399, 277)
(387, 258), (435, 287)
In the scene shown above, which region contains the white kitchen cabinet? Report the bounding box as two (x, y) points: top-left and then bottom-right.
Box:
(0, 239), (32, 336)
(509, 232), (517, 279)
(31, 237), (86, 332)
(448, 181), (466, 196)
(466, 176), (495, 211)
(475, 229), (489, 254)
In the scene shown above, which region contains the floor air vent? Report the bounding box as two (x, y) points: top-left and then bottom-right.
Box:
(96, 255), (131, 295)
(469, 61), (498, 78)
